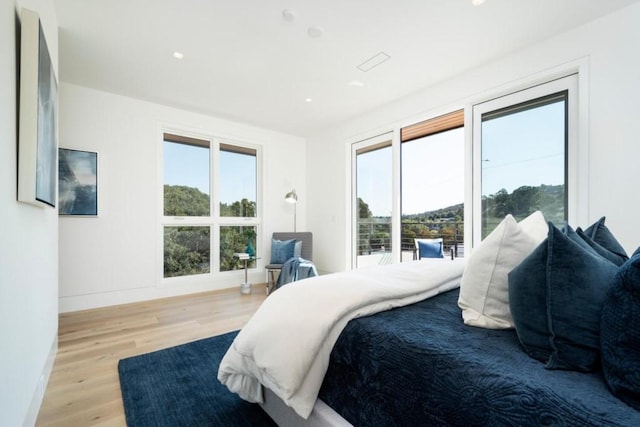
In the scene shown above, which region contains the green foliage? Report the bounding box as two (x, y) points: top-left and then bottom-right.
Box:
(358, 198), (372, 219)
(163, 185), (257, 276)
(164, 226), (210, 277)
(220, 226), (257, 272)
(482, 184), (564, 237)
(359, 183), (563, 252)
(164, 185), (210, 216)
(220, 199), (256, 217)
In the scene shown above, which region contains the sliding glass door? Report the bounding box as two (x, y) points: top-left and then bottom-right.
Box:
(401, 126), (464, 261)
(352, 133), (393, 268)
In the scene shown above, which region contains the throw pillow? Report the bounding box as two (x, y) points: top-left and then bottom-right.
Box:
(601, 253), (640, 411)
(518, 210), (548, 242)
(564, 224), (608, 259)
(545, 224), (618, 371)
(294, 241), (302, 258)
(417, 239), (444, 259)
(509, 223), (618, 371)
(458, 211), (547, 329)
(508, 239), (550, 362)
(584, 216), (628, 259)
(270, 239), (296, 264)
(576, 227), (628, 266)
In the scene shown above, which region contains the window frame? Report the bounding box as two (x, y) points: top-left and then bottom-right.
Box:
(471, 74), (579, 247)
(160, 128), (262, 283)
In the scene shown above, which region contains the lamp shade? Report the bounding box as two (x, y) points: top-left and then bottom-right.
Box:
(285, 189), (298, 203)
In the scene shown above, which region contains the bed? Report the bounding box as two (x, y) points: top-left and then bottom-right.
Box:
(218, 257), (640, 426)
(319, 288), (640, 426)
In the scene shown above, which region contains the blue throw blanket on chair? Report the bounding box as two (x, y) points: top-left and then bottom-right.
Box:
(276, 257), (318, 289)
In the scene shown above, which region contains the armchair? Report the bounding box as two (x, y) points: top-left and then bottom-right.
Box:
(265, 232), (313, 295)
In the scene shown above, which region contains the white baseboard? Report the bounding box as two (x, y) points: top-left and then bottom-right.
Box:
(23, 335), (58, 427)
(58, 275), (264, 313)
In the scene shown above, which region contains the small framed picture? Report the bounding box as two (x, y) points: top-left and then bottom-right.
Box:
(58, 148), (98, 216)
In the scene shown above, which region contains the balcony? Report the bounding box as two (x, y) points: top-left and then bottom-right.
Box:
(356, 219), (464, 267)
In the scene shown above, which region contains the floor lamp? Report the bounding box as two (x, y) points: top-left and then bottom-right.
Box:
(285, 189), (298, 232)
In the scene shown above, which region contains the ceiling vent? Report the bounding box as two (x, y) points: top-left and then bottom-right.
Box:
(357, 52), (391, 72)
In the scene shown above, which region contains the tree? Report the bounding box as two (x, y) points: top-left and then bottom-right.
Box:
(164, 185), (210, 216)
(164, 226), (210, 277)
(358, 198), (372, 219)
(220, 198), (256, 217)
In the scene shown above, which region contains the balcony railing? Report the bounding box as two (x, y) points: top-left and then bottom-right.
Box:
(356, 218), (464, 266)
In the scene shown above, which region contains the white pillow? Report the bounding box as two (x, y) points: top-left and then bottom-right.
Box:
(518, 210), (548, 242)
(457, 211), (547, 329)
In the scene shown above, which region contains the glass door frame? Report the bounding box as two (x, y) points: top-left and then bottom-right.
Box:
(350, 131), (400, 269)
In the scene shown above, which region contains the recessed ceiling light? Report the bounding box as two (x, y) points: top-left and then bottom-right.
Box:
(282, 9), (295, 22)
(348, 80), (365, 87)
(305, 98), (313, 103)
(173, 51), (184, 59)
(307, 26), (324, 38)
(472, 0), (486, 6)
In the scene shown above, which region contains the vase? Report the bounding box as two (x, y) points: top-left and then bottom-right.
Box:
(245, 239), (255, 257)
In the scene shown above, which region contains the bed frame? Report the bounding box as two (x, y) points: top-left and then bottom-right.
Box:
(260, 387), (351, 427)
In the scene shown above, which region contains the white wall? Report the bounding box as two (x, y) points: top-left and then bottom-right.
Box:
(307, 3), (640, 274)
(58, 83), (306, 312)
(0, 1), (59, 426)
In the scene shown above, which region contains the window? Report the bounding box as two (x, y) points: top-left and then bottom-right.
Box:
(164, 134), (210, 216)
(220, 226), (256, 272)
(401, 111), (464, 261)
(219, 144), (257, 218)
(352, 133), (393, 268)
(164, 226), (210, 277)
(472, 75), (578, 244)
(350, 112), (465, 268)
(162, 132), (260, 279)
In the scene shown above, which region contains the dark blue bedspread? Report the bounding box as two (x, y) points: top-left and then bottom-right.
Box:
(319, 288), (640, 426)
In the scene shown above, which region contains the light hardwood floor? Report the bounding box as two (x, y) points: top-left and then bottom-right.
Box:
(35, 285), (269, 427)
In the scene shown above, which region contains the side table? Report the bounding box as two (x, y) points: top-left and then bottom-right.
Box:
(234, 253), (259, 294)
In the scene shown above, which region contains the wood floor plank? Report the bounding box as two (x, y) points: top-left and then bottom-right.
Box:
(35, 285), (268, 427)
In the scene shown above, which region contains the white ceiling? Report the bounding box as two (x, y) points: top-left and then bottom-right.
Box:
(55, 0), (638, 137)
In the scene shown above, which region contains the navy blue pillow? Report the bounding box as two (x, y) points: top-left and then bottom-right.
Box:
(509, 223), (618, 371)
(584, 216), (628, 259)
(563, 224), (601, 255)
(270, 239), (296, 264)
(575, 227), (628, 266)
(509, 239), (550, 362)
(418, 240), (444, 259)
(545, 224), (618, 371)
(601, 253), (640, 411)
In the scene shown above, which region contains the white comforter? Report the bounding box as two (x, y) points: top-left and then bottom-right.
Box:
(217, 258), (465, 418)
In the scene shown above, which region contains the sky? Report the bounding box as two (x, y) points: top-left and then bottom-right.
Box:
(164, 98), (564, 217)
(163, 143), (256, 205)
(481, 101), (564, 196)
(356, 99), (565, 217)
(357, 127), (465, 217)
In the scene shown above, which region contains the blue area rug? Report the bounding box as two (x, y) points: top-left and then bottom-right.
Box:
(118, 331), (276, 427)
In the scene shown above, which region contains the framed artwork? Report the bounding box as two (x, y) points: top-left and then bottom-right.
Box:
(58, 149), (98, 216)
(18, 9), (58, 208)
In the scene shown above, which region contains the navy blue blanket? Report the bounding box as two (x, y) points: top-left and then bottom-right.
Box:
(319, 288), (640, 426)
